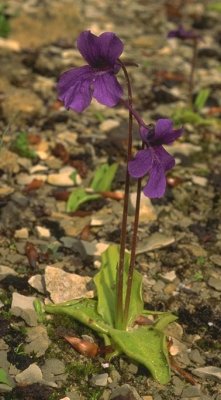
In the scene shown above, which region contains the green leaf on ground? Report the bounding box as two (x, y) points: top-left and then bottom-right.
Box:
(109, 325), (171, 384)
(11, 132), (37, 159)
(91, 163), (118, 192)
(194, 88), (211, 111)
(0, 5), (10, 38)
(172, 108), (217, 126)
(66, 188), (101, 212)
(207, 2), (221, 12)
(0, 368), (11, 386)
(45, 298), (109, 335)
(94, 244), (143, 329)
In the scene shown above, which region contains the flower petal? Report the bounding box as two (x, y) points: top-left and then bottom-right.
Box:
(93, 73), (123, 107)
(155, 119), (173, 141)
(77, 31), (100, 66)
(153, 146), (175, 171)
(57, 66), (94, 112)
(143, 162), (166, 198)
(77, 31), (124, 68)
(162, 127), (183, 145)
(128, 148), (153, 178)
(98, 32), (124, 65)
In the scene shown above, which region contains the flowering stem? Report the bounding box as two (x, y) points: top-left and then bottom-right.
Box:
(115, 59), (133, 329)
(123, 142), (144, 328)
(189, 38), (198, 108)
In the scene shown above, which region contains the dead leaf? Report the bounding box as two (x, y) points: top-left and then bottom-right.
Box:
(52, 190), (70, 201)
(25, 241), (38, 269)
(64, 336), (99, 357)
(23, 179), (44, 192)
(100, 191), (124, 200)
(52, 143), (69, 163)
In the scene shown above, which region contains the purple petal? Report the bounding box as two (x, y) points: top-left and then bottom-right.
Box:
(77, 31), (100, 66)
(154, 146), (175, 171)
(57, 66), (94, 112)
(143, 162), (166, 198)
(98, 32), (124, 65)
(162, 127), (184, 145)
(93, 73), (123, 107)
(77, 31), (123, 68)
(128, 148), (153, 178)
(155, 119), (173, 141)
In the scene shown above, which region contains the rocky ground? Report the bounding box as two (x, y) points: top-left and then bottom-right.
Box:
(0, 0), (221, 399)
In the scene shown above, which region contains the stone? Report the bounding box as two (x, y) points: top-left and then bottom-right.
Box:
(100, 119), (119, 132)
(16, 173), (46, 185)
(137, 233), (175, 254)
(210, 255), (221, 267)
(47, 172), (75, 187)
(90, 373), (108, 387)
(14, 227), (29, 239)
(45, 266), (93, 303)
(129, 192), (157, 222)
(10, 293), (38, 326)
(208, 277), (221, 291)
(189, 349), (205, 365)
(179, 244), (207, 257)
(41, 358), (65, 378)
(0, 265), (17, 281)
(110, 384), (142, 400)
(2, 89), (43, 122)
(181, 385), (201, 398)
(24, 326), (51, 357)
(160, 270), (176, 283)
(28, 274), (45, 294)
(192, 366), (221, 382)
(81, 240), (110, 257)
(35, 225), (51, 239)
(15, 363), (42, 385)
(0, 186), (14, 197)
(192, 175), (208, 187)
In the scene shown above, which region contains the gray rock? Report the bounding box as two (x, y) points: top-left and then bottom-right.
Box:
(44, 265), (93, 303)
(137, 232), (175, 254)
(41, 358), (65, 377)
(208, 277), (221, 291)
(28, 274), (46, 294)
(189, 349), (205, 365)
(10, 293), (38, 326)
(41, 358), (66, 386)
(15, 363), (42, 385)
(181, 385), (201, 397)
(0, 265), (17, 281)
(192, 366), (221, 382)
(0, 383), (13, 393)
(90, 373), (108, 387)
(210, 255), (221, 267)
(110, 384), (142, 400)
(24, 325), (51, 357)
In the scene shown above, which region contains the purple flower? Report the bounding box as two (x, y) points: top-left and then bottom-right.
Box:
(167, 25), (200, 41)
(128, 119), (183, 198)
(58, 30), (124, 112)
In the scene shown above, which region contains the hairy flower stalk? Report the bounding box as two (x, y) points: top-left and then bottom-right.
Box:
(115, 59), (133, 329)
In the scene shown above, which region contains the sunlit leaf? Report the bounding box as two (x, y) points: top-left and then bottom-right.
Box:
(94, 245), (143, 329)
(0, 368), (11, 386)
(45, 298), (109, 335)
(91, 163), (118, 192)
(109, 325), (171, 384)
(194, 88), (211, 111)
(66, 188), (101, 212)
